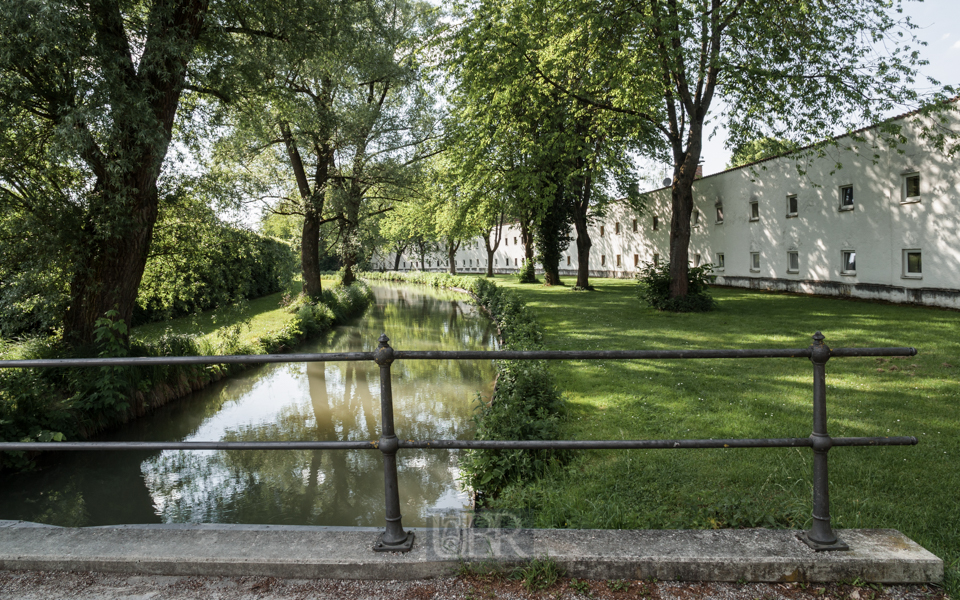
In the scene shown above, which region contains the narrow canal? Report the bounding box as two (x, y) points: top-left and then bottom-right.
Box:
(0, 283), (497, 528)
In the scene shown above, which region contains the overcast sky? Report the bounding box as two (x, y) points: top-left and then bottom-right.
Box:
(695, 0), (960, 177)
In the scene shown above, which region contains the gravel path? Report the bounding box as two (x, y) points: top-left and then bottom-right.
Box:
(0, 571), (948, 600)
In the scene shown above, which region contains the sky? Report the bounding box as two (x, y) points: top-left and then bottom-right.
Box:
(695, 0), (960, 178)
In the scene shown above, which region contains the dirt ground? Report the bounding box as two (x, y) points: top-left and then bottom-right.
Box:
(0, 570), (948, 600)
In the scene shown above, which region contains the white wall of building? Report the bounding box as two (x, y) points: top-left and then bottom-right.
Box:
(374, 105), (960, 308)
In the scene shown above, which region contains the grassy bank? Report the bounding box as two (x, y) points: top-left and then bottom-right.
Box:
(480, 276), (958, 592)
(0, 280), (372, 468)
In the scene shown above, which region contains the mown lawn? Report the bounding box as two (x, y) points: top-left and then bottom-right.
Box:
(481, 275), (958, 591)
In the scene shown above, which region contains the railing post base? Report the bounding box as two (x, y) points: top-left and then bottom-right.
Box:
(373, 531), (415, 552)
(797, 531), (849, 552)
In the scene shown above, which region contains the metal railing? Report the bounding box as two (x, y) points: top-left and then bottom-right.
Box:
(0, 331), (917, 552)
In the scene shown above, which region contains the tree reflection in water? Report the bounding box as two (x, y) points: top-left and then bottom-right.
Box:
(0, 283), (496, 527)
(138, 282), (497, 527)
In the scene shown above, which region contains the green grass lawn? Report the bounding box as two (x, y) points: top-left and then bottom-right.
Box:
(475, 275), (958, 590)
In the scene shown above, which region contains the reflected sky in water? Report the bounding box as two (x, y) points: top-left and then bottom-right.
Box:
(0, 283), (496, 527)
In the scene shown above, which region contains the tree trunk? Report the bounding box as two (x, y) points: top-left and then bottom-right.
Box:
(573, 217), (592, 289)
(62, 0), (208, 347)
(301, 208), (323, 297)
(520, 221), (535, 262)
(282, 122), (330, 299)
(64, 188), (160, 347)
(570, 169), (593, 289)
(543, 262), (561, 285)
(484, 213), (504, 277)
(447, 239), (460, 274)
(667, 147), (702, 299)
(392, 243), (406, 271)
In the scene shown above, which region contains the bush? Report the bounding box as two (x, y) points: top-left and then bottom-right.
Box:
(133, 205), (297, 326)
(516, 258), (538, 284)
(636, 262), (716, 312)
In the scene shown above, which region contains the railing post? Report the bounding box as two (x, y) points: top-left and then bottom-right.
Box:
(800, 331), (849, 551)
(372, 333), (415, 552)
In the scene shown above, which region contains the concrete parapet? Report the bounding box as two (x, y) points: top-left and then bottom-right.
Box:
(0, 521), (942, 583)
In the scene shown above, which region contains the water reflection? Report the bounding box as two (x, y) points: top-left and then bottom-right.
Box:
(0, 283), (496, 527)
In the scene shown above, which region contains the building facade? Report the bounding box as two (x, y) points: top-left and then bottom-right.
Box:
(375, 104), (960, 309)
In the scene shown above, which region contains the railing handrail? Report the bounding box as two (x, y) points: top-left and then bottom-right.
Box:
(0, 345), (917, 369)
(0, 331), (918, 554)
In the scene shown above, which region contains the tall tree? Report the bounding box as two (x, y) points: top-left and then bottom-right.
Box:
(504, 0), (956, 300)
(446, 0), (641, 288)
(212, 0), (440, 291)
(0, 0), (211, 345)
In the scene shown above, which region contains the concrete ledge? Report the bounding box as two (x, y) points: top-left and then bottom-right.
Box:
(0, 521), (941, 583)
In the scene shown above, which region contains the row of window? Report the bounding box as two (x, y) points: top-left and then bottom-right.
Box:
(405, 248), (924, 279)
(594, 172), (924, 236)
(707, 249), (924, 278)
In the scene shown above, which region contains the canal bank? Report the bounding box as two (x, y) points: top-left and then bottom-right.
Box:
(0, 283), (497, 528)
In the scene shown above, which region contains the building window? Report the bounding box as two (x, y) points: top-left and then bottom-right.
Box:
(716, 253), (724, 270)
(615, 254), (621, 267)
(903, 249), (922, 278)
(495, 259), (498, 265)
(841, 250), (856, 275)
(566, 256), (571, 266)
(634, 254), (639, 267)
(600, 225), (605, 237)
(514, 258), (518, 266)
(615, 222), (621, 234)
(632, 219), (638, 233)
(653, 216), (659, 231)
(653, 253), (660, 266)
(750, 201), (759, 221)
(787, 194), (798, 217)
(715, 202), (723, 224)
(902, 173), (921, 203)
(839, 185), (854, 211)
(601, 255), (606, 266)
(514, 237), (518, 245)
(693, 253), (701, 267)
(750, 252), (760, 272)
(787, 251), (799, 273)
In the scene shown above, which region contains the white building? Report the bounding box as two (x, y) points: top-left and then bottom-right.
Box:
(376, 102), (960, 309)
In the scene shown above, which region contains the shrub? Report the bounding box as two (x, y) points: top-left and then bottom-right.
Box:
(516, 258), (538, 284)
(359, 270), (566, 499)
(636, 262), (716, 312)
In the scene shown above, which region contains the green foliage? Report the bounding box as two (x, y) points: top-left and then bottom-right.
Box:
(360, 270), (566, 499)
(515, 258), (538, 284)
(607, 579), (630, 592)
(509, 556), (564, 592)
(726, 138), (801, 169)
(570, 579), (591, 595)
(134, 195), (297, 327)
(0, 283), (373, 470)
(635, 262), (716, 313)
